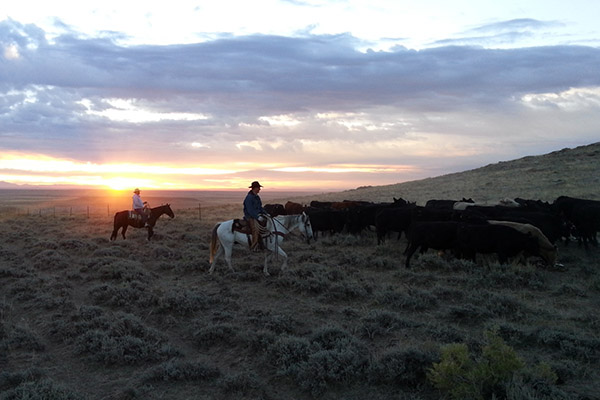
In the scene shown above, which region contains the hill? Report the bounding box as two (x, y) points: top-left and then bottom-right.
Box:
(290, 141), (600, 205)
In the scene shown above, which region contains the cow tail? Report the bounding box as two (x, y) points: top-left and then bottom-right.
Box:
(209, 223), (221, 263)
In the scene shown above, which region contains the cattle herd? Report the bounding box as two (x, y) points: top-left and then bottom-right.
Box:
(264, 195), (600, 267)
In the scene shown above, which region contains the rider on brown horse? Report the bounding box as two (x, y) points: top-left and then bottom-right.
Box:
(132, 188), (149, 227)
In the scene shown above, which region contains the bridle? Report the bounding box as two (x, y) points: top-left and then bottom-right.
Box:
(271, 214), (312, 242)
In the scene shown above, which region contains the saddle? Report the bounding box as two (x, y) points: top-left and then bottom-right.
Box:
(232, 218), (267, 234)
(232, 218), (251, 234)
(128, 210), (143, 221)
(128, 209), (150, 227)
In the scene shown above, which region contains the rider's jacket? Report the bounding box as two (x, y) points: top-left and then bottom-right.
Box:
(243, 190), (266, 219)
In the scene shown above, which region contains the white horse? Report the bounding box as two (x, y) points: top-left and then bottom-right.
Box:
(209, 213), (314, 276)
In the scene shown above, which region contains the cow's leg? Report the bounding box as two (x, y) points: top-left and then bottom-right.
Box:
(404, 242), (418, 268)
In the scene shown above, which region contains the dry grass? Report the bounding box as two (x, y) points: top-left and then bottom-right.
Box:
(0, 142), (599, 399)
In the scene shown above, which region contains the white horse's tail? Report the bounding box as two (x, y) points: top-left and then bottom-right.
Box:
(209, 223), (221, 263)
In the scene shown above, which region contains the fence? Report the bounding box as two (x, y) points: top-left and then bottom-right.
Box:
(0, 203), (204, 220)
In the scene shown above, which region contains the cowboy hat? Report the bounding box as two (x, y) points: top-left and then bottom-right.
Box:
(133, 188), (140, 193)
(249, 181), (263, 188)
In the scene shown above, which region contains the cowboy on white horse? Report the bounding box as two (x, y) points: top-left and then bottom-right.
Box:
(243, 181), (268, 251)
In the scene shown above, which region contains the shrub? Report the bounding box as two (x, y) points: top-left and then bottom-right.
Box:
(143, 359), (220, 382)
(376, 287), (438, 311)
(193, 323), (238, 348)
(218, 371), (265, 397)
(269, 336), (311, 373)
(446, 304), (493, 324)
(360, 309), (417, 339)
(88, 281), (157, 309)
(321, 281), (371, 301)
(0, 368), (44, 392)
(52, 307), (178, 365)
(269, 326), (370, 396)
(0, 324), (45, 352)
(157, 289), (210, 315)
(0, 378), (84, 400)
(427, 330), (528, 400)
(369, 348), (437, 387)
(246, 310), (300, 334)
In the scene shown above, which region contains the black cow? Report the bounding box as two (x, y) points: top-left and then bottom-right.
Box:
(264, 203), (286, 217)
(569, 204), (600, 248)
(347, 201), (414, 235)
(456, 223), (539, 264)
(375, 206), (415, 244)
(497, 209), (571, 244)
(460, 205), (570, 245)
(304, 208), (348, 239)
(404, 221), (460, 268)
(553, 196), (600, 248)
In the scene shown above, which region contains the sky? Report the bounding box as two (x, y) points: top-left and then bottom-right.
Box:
(1, 1), (599, 192)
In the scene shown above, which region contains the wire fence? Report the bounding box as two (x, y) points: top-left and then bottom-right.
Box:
(0, 204), (205, 219)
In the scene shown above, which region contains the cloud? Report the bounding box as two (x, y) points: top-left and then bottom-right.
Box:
(1, 19), (600, 189)
(433, 18), (568, 48)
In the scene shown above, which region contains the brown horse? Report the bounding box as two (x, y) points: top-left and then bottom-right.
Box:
(110, 204), (175, 241)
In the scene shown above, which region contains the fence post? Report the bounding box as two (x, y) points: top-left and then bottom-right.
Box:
(199, 203), (202, 220)
(53, 207), (56, 218)
(107, 204), (110, 217)
(87, 206), (90, 219)
(70, 207), (72, 216)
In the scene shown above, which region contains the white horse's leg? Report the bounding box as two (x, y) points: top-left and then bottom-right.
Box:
(209, 223), (237, 274)
(263, 254), (270, 276)
(224, 242), (235, 272)
(263, 238), (288, 275)
(263, 237), (273, 276)
(278, 248), (288, 271)
(208, 245), (224, 274)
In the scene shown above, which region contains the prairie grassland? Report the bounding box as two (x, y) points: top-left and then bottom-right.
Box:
(1, 201), (599, 400)
(1, 143), (599, 399)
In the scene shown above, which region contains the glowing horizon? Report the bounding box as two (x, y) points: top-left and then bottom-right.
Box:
(0, 153), (418, 191)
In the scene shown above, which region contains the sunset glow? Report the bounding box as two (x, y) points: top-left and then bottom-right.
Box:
(1, 2), (599, 192)
(0, 153), (416, 190)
